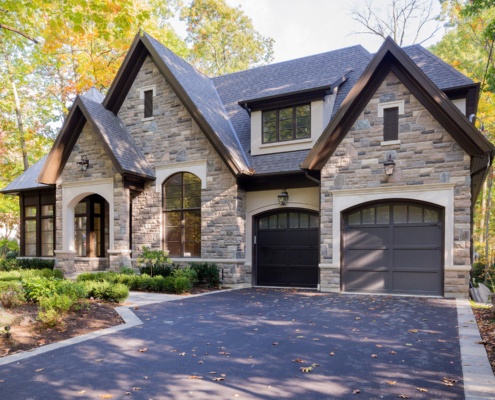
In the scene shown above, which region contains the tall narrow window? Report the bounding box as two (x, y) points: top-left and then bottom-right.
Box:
(20, 191), (55, 257)
(74, 195), (107, 257)
(163, 172), (201, 257)
(383, 107), (399, 141)
(144, 89), (153, 118)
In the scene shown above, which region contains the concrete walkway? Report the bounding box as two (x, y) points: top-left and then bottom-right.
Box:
(0, 289), (493, 399)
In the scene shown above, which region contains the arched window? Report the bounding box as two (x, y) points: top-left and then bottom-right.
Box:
(162, 172), (201, 257)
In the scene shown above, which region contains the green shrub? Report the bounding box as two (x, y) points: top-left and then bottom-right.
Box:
(55, 280), (87, 301)
(137, 247), (171, 277)
(139, 264), (173, 278)
(22, 276), (58, 301)
(120, 266), (136, 275)
(173, 267), (197, 284)
(17, 258), (55, 270)
(0, 270), (22, 282)
(0, 238), (19, 258)
(37, 294), (74, 327)
(81, 281), (129, 302)
(172, 276), (192, 294)
(190, 262), (221, 287)
(0, 258), (20, 271)
(0, 281), (26, 308)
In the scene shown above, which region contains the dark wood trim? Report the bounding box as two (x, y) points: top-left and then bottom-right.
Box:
(240, 86), (331, 112)
(238, 171), (320, 191)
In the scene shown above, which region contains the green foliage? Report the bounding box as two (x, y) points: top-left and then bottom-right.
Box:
(190, 262), (220, 287)
(0, 258), (20, 271)
(21, 276), (57, 301)
(0, 238), (18, 258)
(137, 247), (171, 277)
(0, 281), (25, 308)
(139, 263), (173, 278)
(180, 0), (274, 75)
(37, 294), (74, 327)
(81, 281), (129, 302)
(16, 258), (55, 270)
(119, 266), (136, 275)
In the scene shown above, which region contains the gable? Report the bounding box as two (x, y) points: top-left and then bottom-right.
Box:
(301, 37), (494, 202)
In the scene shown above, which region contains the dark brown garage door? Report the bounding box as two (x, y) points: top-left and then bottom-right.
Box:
(256, 210), (318, 288)
(343, 202), (443, 296)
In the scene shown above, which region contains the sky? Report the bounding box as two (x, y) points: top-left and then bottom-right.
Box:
(175, 0), (446, 63)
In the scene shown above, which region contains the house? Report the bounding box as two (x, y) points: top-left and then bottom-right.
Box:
(2, 32), (493, 298)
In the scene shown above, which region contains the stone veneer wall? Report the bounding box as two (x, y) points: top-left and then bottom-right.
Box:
(320, 72), (472, 297)
(118, 56), (247, 283)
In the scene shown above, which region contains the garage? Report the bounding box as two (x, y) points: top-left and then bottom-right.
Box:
(343, 202), (443, 296)
(255, 210), (318, 288)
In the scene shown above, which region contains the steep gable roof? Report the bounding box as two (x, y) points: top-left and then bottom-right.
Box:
(301, 37), (494, 201)
(1, 156), (51, 194)
(103, 32), (250, 176)
(38, 93), (154, 184)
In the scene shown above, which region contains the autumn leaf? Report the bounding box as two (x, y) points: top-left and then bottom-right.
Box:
(300, 366), (313, 373)
(188, 375), (203, 380)
(390, 350), (397, 355)
(416, 387), (428, 392)
(329, 352), (335, 356)
(408, 329), (418, 333)
(132, 387), (141, 391)
(442, 377), (458, 386)
(292, 358), (303, 363)
(386, 381), (396, 385)
(35, 368), (44, 373)
(371, 354), (378, 358)
(272, 342), (279, 345)
(179, 352), (186, 356)
(98, 395), (113, 399)
(352, 389), (361, 394)
(138, 348), (148, 353)
(213, 377), (225, 381)
(398, 395), (410, 399)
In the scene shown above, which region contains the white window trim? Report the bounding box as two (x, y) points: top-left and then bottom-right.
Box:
(329, 183), (455, 270)
(378, 100), (405, 118)
(139, 85), (156, 121)
(155, 161), (207, 192)
(61, 178), (114, 253)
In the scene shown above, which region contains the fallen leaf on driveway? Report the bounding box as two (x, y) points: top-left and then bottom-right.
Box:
(386, 381), (396, 385)
(138, 348), (148, 353)
(35, 368), (44, 373)
(188, 376), (203, 380)
(98, 395), (113, 399)
(292, 358), (303, 363)
(442, 377), (458, 386)
(132, 387), (141, 391)
(371, 354), (378, 358)
(408, 329), (418, 333)
(398, 395), (410, 399)
(300, 366), (313, 373)
(77, 390), (86, 394)
(416, 387), (428, 392)
(329, 352), (335, 356)
(179, 352), (186, 356)
(390, 350), (397, 355)
(352, 389), (360, 394)
(213, 377), (225, 381)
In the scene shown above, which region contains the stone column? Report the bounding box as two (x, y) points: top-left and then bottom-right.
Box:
(54, 250), (76, 275)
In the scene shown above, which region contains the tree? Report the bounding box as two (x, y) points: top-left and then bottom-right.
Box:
(432, 0), (495, 284)
(350, 0), (441, 46)
(181, 0), (274, 76)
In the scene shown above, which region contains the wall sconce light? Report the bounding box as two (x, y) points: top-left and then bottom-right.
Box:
(76, 155), (89, 171)
(277, 189), (289, 206)
(384, 154), (396, 176)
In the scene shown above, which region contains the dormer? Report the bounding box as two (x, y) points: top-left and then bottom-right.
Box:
(239, 79), (346, 156)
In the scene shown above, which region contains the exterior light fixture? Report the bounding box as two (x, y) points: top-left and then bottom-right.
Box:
(384, 154), (396, 176)
(277, 189), (289, 206)
(76, 155), (89, 171)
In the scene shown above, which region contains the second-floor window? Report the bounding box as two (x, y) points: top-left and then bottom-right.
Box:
(262, 104), (311, 143)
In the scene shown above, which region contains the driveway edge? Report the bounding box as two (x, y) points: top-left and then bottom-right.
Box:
(457, 299), (495, 400)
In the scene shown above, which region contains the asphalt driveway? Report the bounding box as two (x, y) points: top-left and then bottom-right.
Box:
(0, 288), (482, 399)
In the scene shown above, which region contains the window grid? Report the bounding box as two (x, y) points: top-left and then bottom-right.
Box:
(262, 104), (311, 143)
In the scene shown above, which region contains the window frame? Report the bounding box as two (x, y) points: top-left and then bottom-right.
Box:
(162, 172), (201, 258)
(383, 106), (399, 142)
(262, 103), (311, 144)
(144, 89), (153, 118)
(74, 195), (106, 258)
(20, 191), (56, 257)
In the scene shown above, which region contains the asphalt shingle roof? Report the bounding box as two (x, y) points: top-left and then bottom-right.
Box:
(79, 95), (154, 179)
(1, 155), (51, 193)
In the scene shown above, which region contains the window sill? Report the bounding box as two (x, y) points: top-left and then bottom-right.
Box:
(260, 138), (312, 149)
(381, 140), (401, 146)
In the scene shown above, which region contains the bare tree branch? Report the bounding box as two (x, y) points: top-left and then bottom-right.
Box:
(350, 0), (440, 47)
(0, 23), (38, 44)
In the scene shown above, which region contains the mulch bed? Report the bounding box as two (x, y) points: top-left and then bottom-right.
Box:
(472, 305), (495, 375)
(0, 300), (123, 357)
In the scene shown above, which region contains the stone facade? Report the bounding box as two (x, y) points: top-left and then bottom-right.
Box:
(117, 57), (246, 281)
(319, 72), (472, 297)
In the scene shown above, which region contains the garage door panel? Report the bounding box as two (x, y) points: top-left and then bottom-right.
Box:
(345, 249), (388, 270)
(393, 249), (441, 270)
(394, 225), (440, 245)
(343, 202), (443, 296)
(344, 271), (387, 291)
(258, 248), (288, 265)
(345, 227), (388, 246)
(256, 210), (318, 288)
(393, 272), (441, 294)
